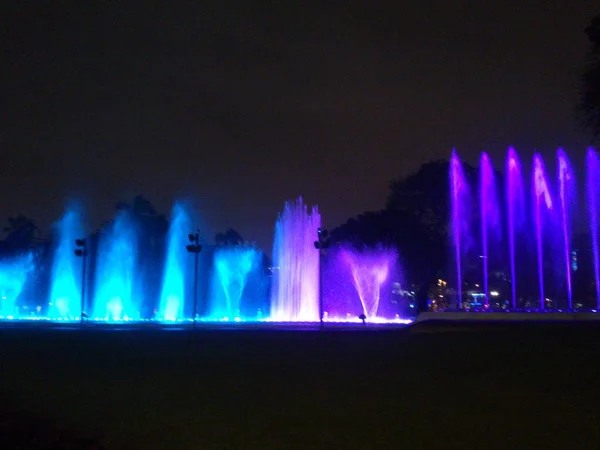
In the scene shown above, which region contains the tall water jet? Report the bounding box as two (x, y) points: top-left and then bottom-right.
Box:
(270, 197), (321, 321)
(557, 149), (575, 308)
(480, 152), (501, 305)
(210, 246), (260, 319)
(532, 154), (553, 309)
(587, 148), (600, 308)
(0, 253), (34, 317)
(93, 209), (138, 320)
(158, 203), (191, 321)
(48, 207), (84, 319)
(506, 148), (526, 309)
(450, 150), (468, 308)
(342, 247), (397, 318)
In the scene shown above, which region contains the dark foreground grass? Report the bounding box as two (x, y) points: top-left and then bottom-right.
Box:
(1, 322), (600, 449)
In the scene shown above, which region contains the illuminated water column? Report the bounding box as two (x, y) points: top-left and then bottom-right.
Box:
(532, 154), (553, 309)
(587, 148), (600, 309)
(342, 247), (397, 318)
(270, 197), (321, 321)
(209, 247), (260, 319)
(480, 152), (500, 305)
(450, 150), (468, 308)
(557, 149), (575, 309)
(48, 208), (83, 319)
(0, 254), (34, 318)
(158, 203), (191, 321)
(93, 210), (138, 321)
(506, 148), (525, 309)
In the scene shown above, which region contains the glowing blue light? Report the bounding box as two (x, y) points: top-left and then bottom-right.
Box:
(48, 208), (83, 319)
(93, 210), (138, 321)
(159, 203), (191, 321)
(209, 246), (263, 319)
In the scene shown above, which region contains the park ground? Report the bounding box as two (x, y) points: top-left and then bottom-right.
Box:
(1, 321), (600, 449)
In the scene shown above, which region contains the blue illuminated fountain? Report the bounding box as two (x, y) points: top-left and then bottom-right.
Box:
(0, 253), (34, 318)
(92, 209), (139, 321)
(158, 203), (191, 321)
(48, 207), (83, 319)
(209, 246), (262, 320)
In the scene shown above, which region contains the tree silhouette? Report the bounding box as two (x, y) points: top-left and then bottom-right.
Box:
(332, 159), (479, 311)
(581, 14), (600, 138)
(2, 215), (40, 254)
(215, 228), (245, 247)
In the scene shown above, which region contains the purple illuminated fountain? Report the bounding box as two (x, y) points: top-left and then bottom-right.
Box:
(532, 154), (553, 309)
(342, 247), (397, 318)
(270, 197), (321, 321)
(480, 152), (501, 305)
(557, 149), (575, 308)
(587, 148), (600, 309)
(506, 148), (526, 309)
(450, 150), (470, 308)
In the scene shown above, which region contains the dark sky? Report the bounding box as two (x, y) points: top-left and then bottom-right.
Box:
(2, 2), (599, 250)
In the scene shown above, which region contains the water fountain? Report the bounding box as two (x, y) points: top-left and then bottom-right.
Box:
(532, 154), (554, 309)
(0, 253), (34, 318)
(158, 203), (191, 321)
(209, 246), (261, 319)
(480, 152), (501, 305)
(48, 207), (83, 319)
(450, 150), (470, 309)
(557, 149), (575, 308)
(587, 148), (600, 309)
(506, 148), (526, 309)
(270, 197), (321, 321)
(93, 209), (138, 321)
(339, 246), (398, 319)
(449, 148), (599, 311)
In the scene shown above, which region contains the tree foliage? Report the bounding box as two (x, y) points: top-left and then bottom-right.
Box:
(581, 14), (600, 138)
(215, 228), (245, 246)
(331, 159), (479, 310)
(1, 215), (40, 254)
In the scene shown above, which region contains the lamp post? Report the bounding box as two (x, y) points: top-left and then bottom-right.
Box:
(186, 232), (202, 329)
(314, 227), (330, 329)
(74, 238), (87, 325)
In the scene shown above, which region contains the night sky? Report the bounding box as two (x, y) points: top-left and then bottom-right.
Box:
(2, 2), (599, 250)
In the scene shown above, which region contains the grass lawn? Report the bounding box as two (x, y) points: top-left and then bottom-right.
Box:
(1, 321), (600, 449)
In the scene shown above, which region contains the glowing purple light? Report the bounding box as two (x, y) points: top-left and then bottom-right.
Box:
(341, 248), (396, 318)
(532, 154), (553, 309)
(506, 147), (525, 309)
(270, 197), (321, 321)
(587, 148), (600, 309)
(450, 150), (468, 309)
(480, 152), (500, 305)
(557, 149), (574, 308)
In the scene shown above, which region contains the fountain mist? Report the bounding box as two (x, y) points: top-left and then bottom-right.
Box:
(506, 148), (526, 309)
(587, 148), (600, 309)
(480, 152), (500, 305)
(450, 150), (468, 308)
(93, 210), (138, 320)
(557, 149), (575, 308)
(158, 203), (191, 321)
(210, 247), (260, 319)
(48, 208), (83, 319)
(270, 197), (321, 321)
(0, 253), (34, 317)
(532, 154), (553, 309)
(342, 247), (397, 318)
